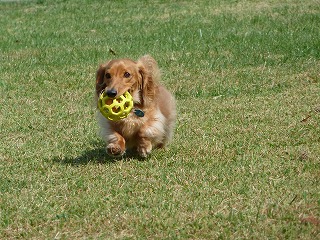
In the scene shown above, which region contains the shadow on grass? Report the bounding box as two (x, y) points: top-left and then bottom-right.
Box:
(52, 141), (146, 166)
(52, 147), (114, 166)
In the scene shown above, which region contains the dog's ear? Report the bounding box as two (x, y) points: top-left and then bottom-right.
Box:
(137, 55), (160, 106)
(95, 63), (107, 96)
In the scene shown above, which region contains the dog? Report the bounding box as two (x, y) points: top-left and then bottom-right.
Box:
(95, 55), (176, 158)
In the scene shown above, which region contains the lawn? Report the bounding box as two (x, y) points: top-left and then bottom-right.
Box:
(0, 0), (319, 239)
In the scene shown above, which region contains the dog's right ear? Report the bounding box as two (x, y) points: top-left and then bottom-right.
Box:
(96, 64), (107, 96)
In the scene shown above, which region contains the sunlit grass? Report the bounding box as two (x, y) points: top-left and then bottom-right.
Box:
(0, 0), (319, 239)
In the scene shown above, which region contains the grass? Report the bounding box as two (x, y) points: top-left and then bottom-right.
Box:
(0, 0), (319, 239)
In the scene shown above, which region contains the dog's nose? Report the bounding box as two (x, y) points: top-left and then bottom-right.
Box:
(106, 89), (117, 98)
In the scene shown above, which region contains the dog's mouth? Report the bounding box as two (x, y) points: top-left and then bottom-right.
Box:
(100, 88), (131, 99)
(100, 88), (125, 99)
(99, 88), (144, 118)
(100, 87), (141, 105)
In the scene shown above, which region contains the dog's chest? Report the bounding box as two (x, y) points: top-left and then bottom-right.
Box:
(115, 115), (145, 138)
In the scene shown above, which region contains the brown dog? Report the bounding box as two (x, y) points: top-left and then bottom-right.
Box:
(95, 55), (176, 158)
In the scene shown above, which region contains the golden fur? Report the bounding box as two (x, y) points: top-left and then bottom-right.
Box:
(95, 55), (176, 158)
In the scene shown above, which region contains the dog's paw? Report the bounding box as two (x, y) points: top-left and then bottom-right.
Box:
(137, 143), (152, 158)
(106, 143), (125, 157)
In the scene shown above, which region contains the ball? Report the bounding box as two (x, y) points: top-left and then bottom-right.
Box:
(98, 91), (134, 121)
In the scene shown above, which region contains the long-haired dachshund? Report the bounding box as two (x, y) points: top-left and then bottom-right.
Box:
(95, 55), (176, 158)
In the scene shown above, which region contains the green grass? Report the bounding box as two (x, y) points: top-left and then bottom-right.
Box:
(1, 0), (319, 239)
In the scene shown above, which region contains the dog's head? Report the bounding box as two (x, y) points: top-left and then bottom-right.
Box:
(96, 56), (159, 106)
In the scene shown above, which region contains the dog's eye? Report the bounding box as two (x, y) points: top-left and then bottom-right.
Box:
(124, 72), (131, 78)
(105, 73), (111, 79)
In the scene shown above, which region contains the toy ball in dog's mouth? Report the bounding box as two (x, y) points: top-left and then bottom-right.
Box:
(98, 91), (133, 121)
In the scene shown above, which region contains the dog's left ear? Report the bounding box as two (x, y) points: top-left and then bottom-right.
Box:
(137, 55), (159, 106)
(138, 64), (155, 105)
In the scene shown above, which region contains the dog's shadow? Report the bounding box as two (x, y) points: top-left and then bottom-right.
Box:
(52, 141), (145, 166)
(53, 147), (113, 166)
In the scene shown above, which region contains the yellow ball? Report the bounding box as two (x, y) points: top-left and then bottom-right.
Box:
(98, 91), (133, 121)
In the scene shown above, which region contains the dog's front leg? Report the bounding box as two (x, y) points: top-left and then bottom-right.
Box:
(137, 139), (152, 158)
(106, 132), (126, 157)
(136, 133), (153, 158)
